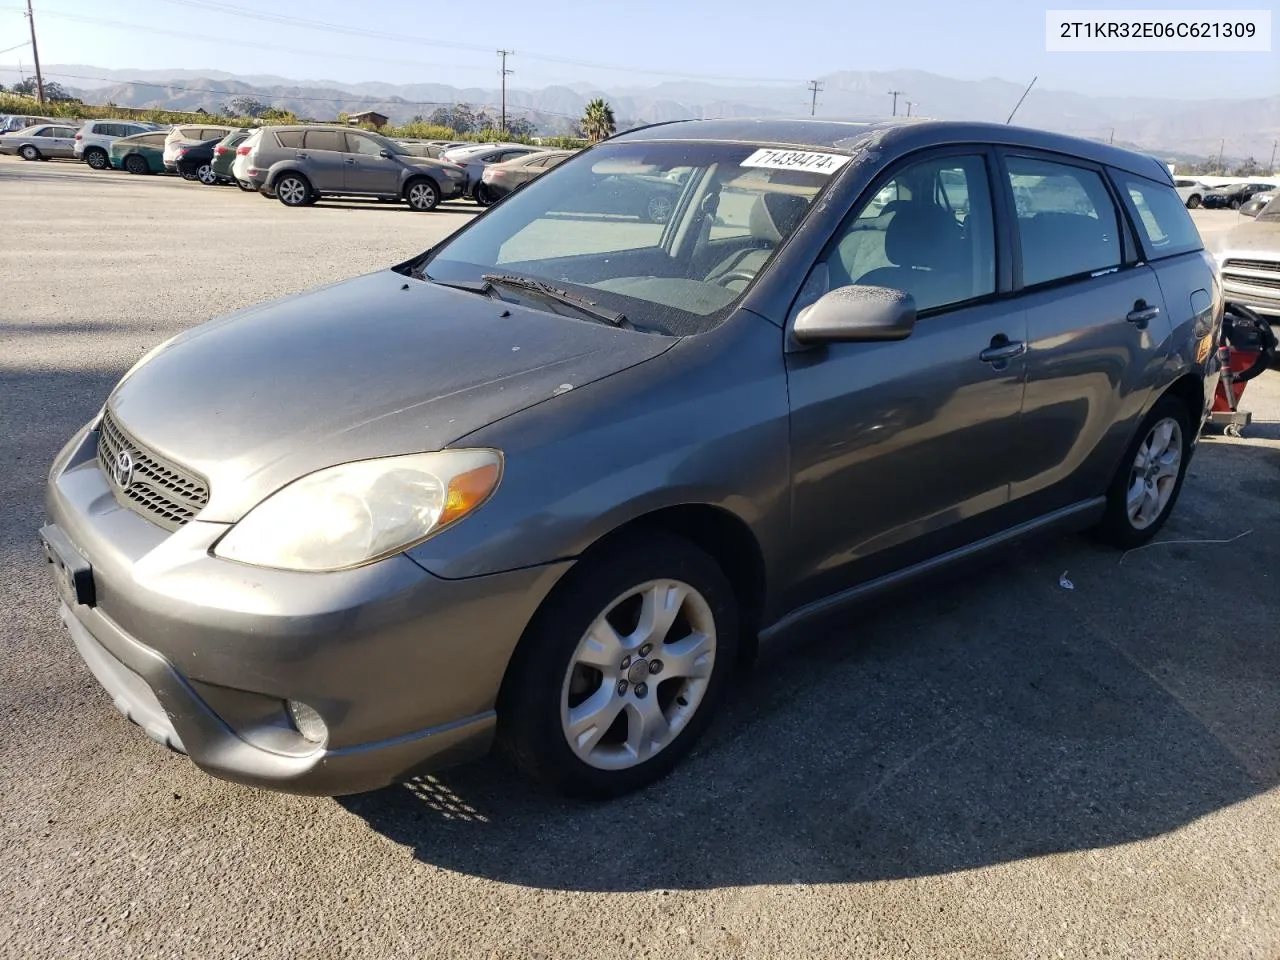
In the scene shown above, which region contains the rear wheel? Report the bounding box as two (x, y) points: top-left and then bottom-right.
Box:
(180, 167), (200, 181)
(1230, 198), (1242, 210)
(1091, 395), (1192, 548)
(405, 178), (439, 212)
(84, 148), (109, 170)
(19, 144), (40, 161)
(1186, 194), (1201, 209)
(236, 179), (256, 192)
(197, 163), (218, 185)
(124, 154), (150, 175)
(275, 173), (311, 207)
(498, 531), (738, 799)
(474, 183), (495, 207)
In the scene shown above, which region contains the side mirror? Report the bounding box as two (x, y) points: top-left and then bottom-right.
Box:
(379, 148), (393, 159)
(792, 285), (917, 344)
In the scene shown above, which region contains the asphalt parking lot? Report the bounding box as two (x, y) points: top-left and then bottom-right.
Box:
(1, 156), (1278, 960)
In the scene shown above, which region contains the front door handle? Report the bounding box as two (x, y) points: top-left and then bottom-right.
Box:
(979, 337), (1027, 364)
(344, 158), (356, 165)
(1126, 301), (1160, 329)
(296, 152), (308, 160)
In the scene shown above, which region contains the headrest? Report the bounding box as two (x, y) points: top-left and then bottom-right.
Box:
(748, 192), (810, 244)
(884, 203), (962, 268)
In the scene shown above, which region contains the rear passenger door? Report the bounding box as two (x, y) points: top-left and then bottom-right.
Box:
(999, 151), (1170, 516)
(299, 129), (347, 191)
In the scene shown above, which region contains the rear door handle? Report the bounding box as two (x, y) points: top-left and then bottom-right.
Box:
(344, 158), (356, 165)
(1126, 302), (1160, 329)
(979, 339), (1027, 363)
(296, 152), (308, 159)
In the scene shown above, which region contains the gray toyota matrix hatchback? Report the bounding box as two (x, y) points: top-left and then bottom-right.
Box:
(42, 118), (1223, 799)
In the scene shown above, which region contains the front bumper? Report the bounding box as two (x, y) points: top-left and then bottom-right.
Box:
(1222, 282), (1280, 320)
(43, 420), (570, 795)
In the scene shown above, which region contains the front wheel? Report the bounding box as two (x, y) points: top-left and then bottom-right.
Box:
(275, 173), (311, 207)
(236, 179), (256, 192)
(1230, 198), (1242, 210)
(498, 531), (739, 799)
(84, 148), (109, 170)
(124, 154), (150, 175)
(405, 179), (440, 211)
(1091, 395), (1192, 548)
(1186, 194), (1201, 209)
(474, 183), (495, 207)
(20, 144), (40, 161)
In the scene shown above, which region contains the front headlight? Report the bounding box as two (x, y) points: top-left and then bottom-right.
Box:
(214, 449), (502, 572)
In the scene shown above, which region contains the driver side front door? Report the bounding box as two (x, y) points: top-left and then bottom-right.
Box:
(783, 149), (1030, 610)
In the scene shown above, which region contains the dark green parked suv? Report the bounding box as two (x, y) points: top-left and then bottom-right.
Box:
(211, 129), (253, 187)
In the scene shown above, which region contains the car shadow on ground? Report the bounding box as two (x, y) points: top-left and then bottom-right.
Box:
(341, 439), (1280, 892)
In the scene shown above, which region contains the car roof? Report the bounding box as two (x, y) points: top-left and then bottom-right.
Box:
(609, 117), (1174, 183)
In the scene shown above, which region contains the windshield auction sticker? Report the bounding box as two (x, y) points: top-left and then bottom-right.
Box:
(741, 149), (852, 174)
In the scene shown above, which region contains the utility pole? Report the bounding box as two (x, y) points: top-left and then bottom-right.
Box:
(887, 89), (903, 116)
(1270, 139), (1278, 175)
(807, 80), (823, 116)
(905, 99), (915, 117)
(1216, 138), (1225, 173)
(1109, 128), (1114, 144)
(496, 49), (514, 133)
(24, 0), (44, 104)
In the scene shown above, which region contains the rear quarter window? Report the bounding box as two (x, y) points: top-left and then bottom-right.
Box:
(1112, 172), (1203, 259)
(275, 130), (304, 148)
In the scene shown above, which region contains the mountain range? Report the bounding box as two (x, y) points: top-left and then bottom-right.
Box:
(42, 64), (1280, 163)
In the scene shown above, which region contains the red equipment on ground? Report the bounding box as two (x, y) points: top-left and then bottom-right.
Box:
(1209, 303), (1277, 437)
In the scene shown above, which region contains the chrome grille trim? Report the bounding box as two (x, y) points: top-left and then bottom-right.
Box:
(1222, 258), (1280, 273)
(97, 409), (210, 530)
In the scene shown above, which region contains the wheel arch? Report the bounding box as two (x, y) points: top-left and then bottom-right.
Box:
(402, 172), (441, 198)
(266, 163), (312, 192)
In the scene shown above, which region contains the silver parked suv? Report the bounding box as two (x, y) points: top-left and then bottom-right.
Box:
(237, 125), (467, 210)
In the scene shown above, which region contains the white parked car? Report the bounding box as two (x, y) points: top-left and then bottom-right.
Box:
(1174, 178), (1208, 209)
(162, 123), (236, 172)
(230, 128), (263, 188)
(74, 119), (163, 170)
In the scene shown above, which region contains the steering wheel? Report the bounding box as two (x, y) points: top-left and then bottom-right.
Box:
(714, 270), (757, 288)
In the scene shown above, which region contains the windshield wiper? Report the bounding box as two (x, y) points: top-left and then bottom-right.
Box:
(482, 273), (630, 328)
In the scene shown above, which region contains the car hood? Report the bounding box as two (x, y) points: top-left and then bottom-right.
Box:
(1216, 220), (1280, 257)
(107, 270), (675, 522)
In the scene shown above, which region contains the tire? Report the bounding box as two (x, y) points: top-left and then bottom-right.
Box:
(498, 531), (739, 799)
(124, 154), (150, 175)
(84, 148), (109, 170)
(180, 168), (200, 181)
(19, 144), (40, 161)
(197, 164), (218, 185)
(1186, 194), (1201, 209)
(236, 179), (256, 192)
(405, 178), (439, 212)
(274, 173), (311, 207)
(1230, 198), (1242, 210)
(1091, 395), (1193, 549)
(474, 183), (494, 207)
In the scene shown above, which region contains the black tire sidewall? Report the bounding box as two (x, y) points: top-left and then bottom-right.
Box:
(1094, 395), (1193, 548)
(21, 145), (38, 161)
(499, 531), (739, 799)
(125, 155), (148, 175)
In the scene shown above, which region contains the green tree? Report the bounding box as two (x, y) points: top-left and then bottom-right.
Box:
(1233, 156), (1260, 177)
(226, 95), (267, 117)
(428, 104), (477, 134)
(580, 98), (616, 144)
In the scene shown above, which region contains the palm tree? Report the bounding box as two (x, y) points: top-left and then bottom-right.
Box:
(580, 98), (616, 144)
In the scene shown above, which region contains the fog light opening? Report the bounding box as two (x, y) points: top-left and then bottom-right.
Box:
(287, 700), (328, 744)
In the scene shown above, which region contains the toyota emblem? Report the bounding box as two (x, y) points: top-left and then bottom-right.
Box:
(112, 449), (135, 489)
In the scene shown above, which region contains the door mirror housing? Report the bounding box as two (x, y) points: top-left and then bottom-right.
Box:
(792, 285), (917, 344)
(379, 148), (393, 159)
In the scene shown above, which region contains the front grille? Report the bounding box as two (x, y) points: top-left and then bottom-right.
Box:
(1223, 271), (1280, 290)
(1222, 259), (1280, 273)
(97, 409), (209, 530)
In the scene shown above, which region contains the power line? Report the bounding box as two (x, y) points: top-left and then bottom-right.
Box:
(0, 39), (30, 55)
(142, 0), (807, 84)
(807, 79), (823, 117)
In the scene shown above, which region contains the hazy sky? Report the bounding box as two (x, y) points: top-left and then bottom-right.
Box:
(0, 0), (1275, 100)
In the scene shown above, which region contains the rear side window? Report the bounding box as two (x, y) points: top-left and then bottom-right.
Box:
(303, 130), (344, 152)
(1006, 156), (1121, 287)
(1113, 173), (1202, 259)
(274, 130), (303, 148)
(53, 127), (77, 138)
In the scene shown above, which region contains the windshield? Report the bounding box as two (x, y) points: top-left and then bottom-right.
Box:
(420, 141), (840, 335)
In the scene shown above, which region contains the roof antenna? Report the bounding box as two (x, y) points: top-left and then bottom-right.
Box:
(1006, 76), (1037, 124)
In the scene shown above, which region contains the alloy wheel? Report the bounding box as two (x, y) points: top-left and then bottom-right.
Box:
(560, 579), (717, 771)
(85, 150), (108, 170)
(647, 195), (673, 223)
(20, 145), (38, 161)
(1126, 417), (1183, 530)
(277, 176), (307, 206)
(408, 181), (439, 211)
(197, 164), (217, 184)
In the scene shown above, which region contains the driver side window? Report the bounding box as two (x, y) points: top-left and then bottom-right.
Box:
(818, 154), (996, 314)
